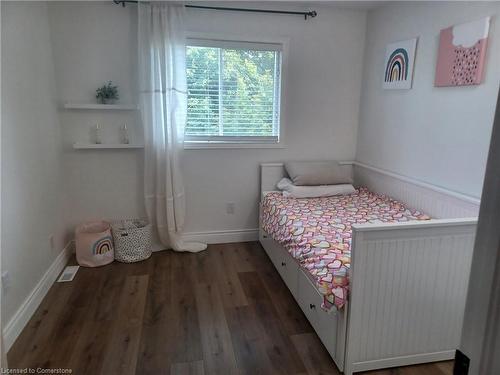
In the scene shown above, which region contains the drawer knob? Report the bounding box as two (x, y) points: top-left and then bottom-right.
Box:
(309, 303), (316, 310)
(281, 261), (286, 266)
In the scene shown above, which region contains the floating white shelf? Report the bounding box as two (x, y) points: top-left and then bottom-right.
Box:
(64, 103), (138, 110)
(73, 143), (144, 149)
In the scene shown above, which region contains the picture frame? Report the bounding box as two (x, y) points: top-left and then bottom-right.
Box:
(382, 38), (418, 90)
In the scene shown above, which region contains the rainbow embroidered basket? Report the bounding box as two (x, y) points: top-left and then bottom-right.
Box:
(75, 220), (114, 267)
(111, 219), (152, 263)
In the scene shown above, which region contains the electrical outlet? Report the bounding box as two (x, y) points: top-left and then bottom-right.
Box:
(49, 234), (55, 251)
(226, 202), (235, 215)
(2, 271), (10, 291)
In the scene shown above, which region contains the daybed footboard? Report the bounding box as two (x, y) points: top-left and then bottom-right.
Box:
(345, 218), (477, 375)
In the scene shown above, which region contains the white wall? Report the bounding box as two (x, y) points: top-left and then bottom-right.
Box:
(48, 1), (144, 240)
(48, 2), (367, 239)
(1, 2), (65, 324)
(356, 1), (500, 199)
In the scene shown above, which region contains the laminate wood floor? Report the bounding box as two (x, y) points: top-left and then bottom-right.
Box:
(8, 242), (453, 375)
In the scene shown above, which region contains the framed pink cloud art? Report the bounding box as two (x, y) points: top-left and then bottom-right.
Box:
(435, 17), (491, 87)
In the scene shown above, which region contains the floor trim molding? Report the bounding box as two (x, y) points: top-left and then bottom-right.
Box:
(351, 350), (455, 373)
(183, 228), (259, 244)
(3, 241), (73, 351)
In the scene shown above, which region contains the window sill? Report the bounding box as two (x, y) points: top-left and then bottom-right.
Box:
(184, 141), (286, 150)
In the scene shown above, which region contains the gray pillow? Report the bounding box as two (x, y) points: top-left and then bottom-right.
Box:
(284, 161), (353, 186)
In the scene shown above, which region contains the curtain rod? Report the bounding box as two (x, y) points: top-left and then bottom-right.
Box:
(113, 1), (318, 20)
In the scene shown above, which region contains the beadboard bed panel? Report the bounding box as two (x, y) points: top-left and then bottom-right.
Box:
(353, 162), (480, 218)
(345, 219), (476, 374)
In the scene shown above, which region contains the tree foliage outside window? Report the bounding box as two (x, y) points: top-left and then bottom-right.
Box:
(186, 42), (281, 141)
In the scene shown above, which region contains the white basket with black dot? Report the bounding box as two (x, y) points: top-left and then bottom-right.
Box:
(111, 219), (152, 263)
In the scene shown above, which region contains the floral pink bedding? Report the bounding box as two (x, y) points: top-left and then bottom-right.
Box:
(261, 187), (430, 310)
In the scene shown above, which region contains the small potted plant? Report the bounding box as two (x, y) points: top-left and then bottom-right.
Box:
(96, 81), (119, 104)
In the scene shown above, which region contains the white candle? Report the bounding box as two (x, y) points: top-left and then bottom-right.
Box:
(95, 123), (101, 144)
(121, 123), (130, 144)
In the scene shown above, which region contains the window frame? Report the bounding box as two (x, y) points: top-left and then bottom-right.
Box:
(184, 33), (288, 149)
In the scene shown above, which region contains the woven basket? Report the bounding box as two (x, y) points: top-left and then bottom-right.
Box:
(111, 219), (152, 263)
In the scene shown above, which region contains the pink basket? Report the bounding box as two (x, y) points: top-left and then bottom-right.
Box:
(75, 221), (114, 267)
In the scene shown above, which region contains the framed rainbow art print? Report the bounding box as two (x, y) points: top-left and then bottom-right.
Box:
(382, 38), (418, 90)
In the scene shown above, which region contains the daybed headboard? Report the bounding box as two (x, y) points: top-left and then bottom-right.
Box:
(353, 162), (480, 218)
(260, 162), (354, 193)
(260, 161), (480, 218)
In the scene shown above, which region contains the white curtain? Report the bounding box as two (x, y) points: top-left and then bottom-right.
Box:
(138, 2), (206, 252)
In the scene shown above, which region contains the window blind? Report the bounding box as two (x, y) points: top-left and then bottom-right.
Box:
(186, 40), (282, 143)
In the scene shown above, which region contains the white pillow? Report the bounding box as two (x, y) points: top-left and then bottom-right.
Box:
(277, 178), (356, 198)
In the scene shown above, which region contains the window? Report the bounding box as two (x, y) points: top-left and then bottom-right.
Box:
(185, 39), (282, 145)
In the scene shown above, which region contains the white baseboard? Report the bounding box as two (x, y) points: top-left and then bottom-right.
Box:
(3, 241), (73, 351)
(183, 228), (259, 244)
(350, 350), (455, 373)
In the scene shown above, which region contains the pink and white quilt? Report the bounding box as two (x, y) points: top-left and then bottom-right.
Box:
(261, 188), (431, 310)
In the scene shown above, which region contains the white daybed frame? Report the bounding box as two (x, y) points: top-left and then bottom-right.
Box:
(259, 162), (479, 375)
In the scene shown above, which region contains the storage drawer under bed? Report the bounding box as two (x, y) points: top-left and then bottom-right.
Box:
(260, 230), (345, 370)
(260, 232), (299, 296)
(297, 269), (338, 361)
